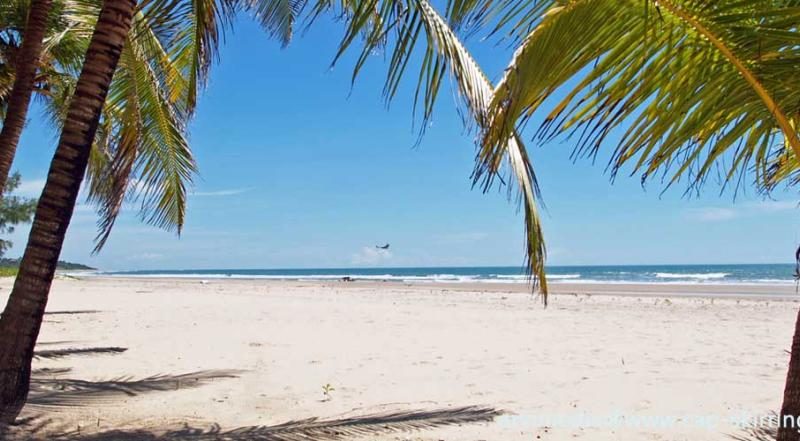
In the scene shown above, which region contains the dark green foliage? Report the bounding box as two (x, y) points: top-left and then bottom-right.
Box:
(0, 173), (35, 257)
(0, 258), (94, 271)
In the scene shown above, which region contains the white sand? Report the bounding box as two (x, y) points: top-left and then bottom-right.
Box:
(2, 276), (797, 440)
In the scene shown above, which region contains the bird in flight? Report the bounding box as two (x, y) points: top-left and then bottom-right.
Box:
(376, 244), (390, 250)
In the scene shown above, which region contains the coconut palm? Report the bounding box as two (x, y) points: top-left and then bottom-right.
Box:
(0, 0), (542, 422)
(0, 0), (53, 195)
(0, 0), (206, 248)
(0, 0), (223, 420)
(470, 0), (800, 439)
(0, 0), (141, 422)
(0, 0), (87, 113)
(0, 0), (364, 422)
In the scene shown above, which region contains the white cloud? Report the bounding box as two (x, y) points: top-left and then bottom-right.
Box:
(13, 177), (252, 200)
(752, 200), (797, 212)
(351, 246), (392, 266)
(436, 232), (489, 243)
(133, 252), (164, 261)
(191, 188), (253, 197)
(686, 207), (738, 222)
(685, 199), (797, 222)
(12, 177), (98, 203)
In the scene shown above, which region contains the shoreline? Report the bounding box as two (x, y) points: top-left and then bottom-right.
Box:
(74, 275), (800, 301)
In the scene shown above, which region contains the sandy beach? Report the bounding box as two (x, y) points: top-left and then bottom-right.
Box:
(2, 276), (797, 440)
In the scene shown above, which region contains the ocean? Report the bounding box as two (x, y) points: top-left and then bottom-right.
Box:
(103, 263), (797, 285)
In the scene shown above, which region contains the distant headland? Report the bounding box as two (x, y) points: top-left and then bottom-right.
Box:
(0, 258), (95, 271)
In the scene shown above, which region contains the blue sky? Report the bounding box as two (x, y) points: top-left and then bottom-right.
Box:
(6, 13), (800, 270)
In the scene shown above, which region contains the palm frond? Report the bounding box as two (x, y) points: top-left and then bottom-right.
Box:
(415, 0), (548, 297)
(3, 0), (199, 250)
(443, 0), (535, 39)
(130, 8), (193, 116)
(159, 0), (235, 109)
(245, 0), (308, 47)
(87, 26), (197, 252)
(483, 0), (800, 195)
(324, 0), (549, 296)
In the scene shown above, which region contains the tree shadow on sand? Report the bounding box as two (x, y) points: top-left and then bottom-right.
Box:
(730, 427), (778, 441)
(44, 310), (102, 316)
(2, 341), (502, 440)
(0, 368), (244, 439)
(34, 347), (128, 360)
(1, 310), (101, 320)
(729, 426), (777, 441)
(8, 405), (502, 440)
(26, 370), (242, 410)
(728, 411), (777, 441)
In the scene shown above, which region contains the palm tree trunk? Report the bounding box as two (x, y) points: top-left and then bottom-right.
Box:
(780, 307), (800, 441)
(0, 0), (136, 423)
(0, 0), (54, 195)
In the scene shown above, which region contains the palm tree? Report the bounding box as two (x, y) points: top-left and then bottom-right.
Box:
(0, 0), (222, 420)
(0, 0), (541, 422)
(469, 0), (800, 439)
(0, 0), (88, 112)
(0, 0), (364, 422)
(0, 0), (53, 195)
(0, 0), (139, 422)
(0, 0), (210, 247)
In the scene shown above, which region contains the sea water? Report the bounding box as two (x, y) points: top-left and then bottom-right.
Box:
(104, 263), (796, 285)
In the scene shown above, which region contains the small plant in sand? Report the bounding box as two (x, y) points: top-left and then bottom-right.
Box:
(322, 383), (335, 401)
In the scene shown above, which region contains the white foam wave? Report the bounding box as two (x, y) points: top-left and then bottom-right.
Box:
(655, 272), (729, 280)
(547, 274), (582, 280)
(101, 273), (483, 283)
(97, 270), (794, 286)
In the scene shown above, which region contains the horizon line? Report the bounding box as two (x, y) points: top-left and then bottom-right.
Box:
(98, 262), (795, 273)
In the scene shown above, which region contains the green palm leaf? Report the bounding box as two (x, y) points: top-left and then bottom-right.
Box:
(88, 25), (196, 251)
(415, 0), (548, 298)
(245, 0), (307, 47)
(151, 0), (235, 110)
(2, 0), (201, 250)
(329, 0), (549, 297)
(482, 0), (800, 195)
